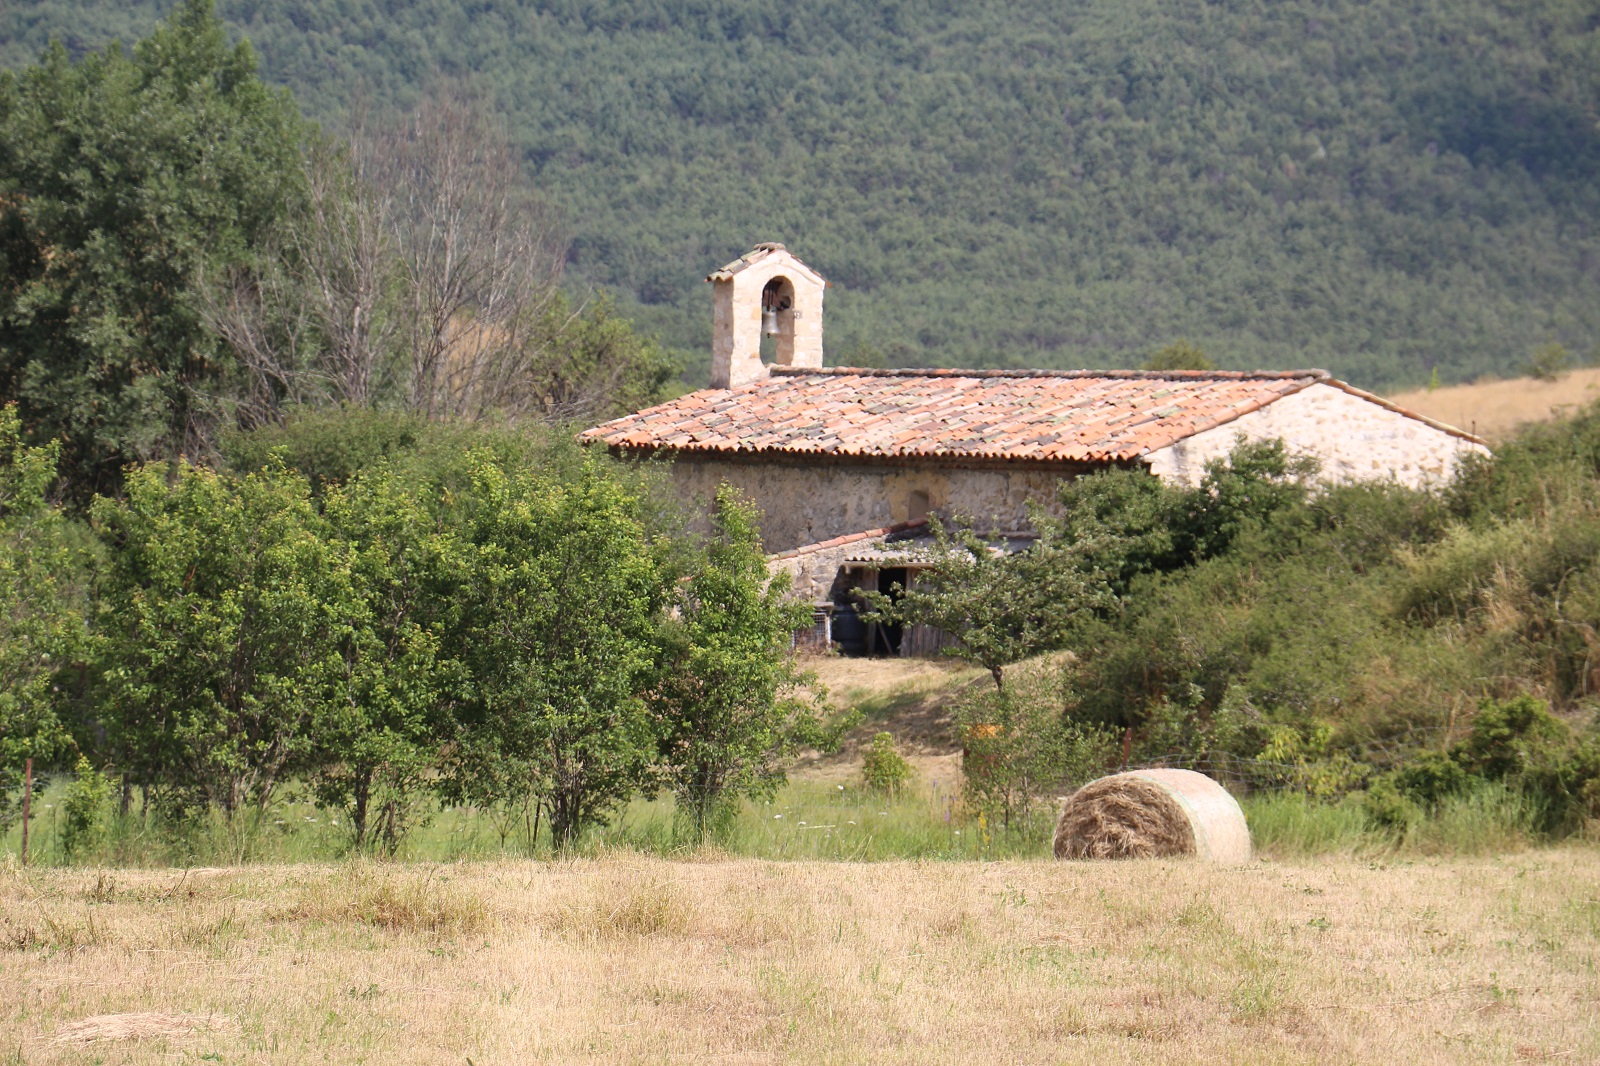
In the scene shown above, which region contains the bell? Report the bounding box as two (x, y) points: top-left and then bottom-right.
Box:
(761, 308), (780, 335)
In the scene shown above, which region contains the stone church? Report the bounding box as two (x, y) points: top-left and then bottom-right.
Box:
(583, 244), (1488, 654)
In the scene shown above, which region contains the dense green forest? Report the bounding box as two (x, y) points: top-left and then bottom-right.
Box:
(4, 0), (1597, 389)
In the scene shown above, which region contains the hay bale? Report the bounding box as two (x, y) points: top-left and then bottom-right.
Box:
(1052, 768), (1251, 863)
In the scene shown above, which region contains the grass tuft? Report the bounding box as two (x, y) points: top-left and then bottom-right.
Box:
(554, 877), (690, 940)
(274, 864), (491, 937)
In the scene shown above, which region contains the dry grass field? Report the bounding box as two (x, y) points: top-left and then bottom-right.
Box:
(1388, 368), (1600, 441)
(5, 850), (1599, 1064)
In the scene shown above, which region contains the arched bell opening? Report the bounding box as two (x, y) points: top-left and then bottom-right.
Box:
(760, 275), (797, 364)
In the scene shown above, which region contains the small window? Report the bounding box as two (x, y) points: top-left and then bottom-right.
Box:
(908, 490), (930, 522)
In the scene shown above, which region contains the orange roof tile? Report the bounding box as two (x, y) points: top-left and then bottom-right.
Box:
(705, 242), (827, 284)
(581, 367), (1478, 463)
(767, 518), (929, 561)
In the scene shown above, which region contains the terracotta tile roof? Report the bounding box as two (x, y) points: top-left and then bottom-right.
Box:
(767, 518), (929, 561)
(584, 366), (1469, 463)
(705, 242), (827, 284)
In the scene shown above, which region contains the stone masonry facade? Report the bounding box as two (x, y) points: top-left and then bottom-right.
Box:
(667, 455), (1090, 555)
(1144, 381), (1488, 488)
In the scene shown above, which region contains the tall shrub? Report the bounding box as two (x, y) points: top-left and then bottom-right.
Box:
(651, 486), (835, 840)
(91, 461), (352, 818)
(451, 454), (666, 846)
(310, 464), (469, 852)
(0, 404), (84, 829)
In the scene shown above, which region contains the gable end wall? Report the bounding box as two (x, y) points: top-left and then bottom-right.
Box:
(1143, 382), (1488, 488)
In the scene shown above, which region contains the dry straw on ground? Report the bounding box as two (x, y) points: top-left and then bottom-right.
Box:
(52, 1012), (235, 1044)
(1054, 769), (1252, 863)
(5, 852), (1600, 1064)
(1388, 367), (1600, 441)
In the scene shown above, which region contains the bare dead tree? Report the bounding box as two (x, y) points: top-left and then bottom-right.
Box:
(298, 125), (402, 408)
(198, 250), (322, 428)
(202, 88), (584, 431)
(198, 121), (401, 427)
(370, 90), (567, 421)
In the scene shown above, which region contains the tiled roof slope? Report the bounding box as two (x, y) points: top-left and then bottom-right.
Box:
(582, 367), (1477, 463)
(767, 518), (929, 562)
(705, 242), (826, 284)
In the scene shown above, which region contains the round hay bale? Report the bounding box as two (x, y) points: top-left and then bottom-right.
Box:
(1052, 768), (1250, 863)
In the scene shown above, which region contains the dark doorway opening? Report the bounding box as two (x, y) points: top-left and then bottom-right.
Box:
(871, 567), (909, 656)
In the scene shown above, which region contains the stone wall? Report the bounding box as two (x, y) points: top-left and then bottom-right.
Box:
(709, 247), (825, 388)
(1144, 382), (1488, 488)
(768, 538), (864, 604)
(670, 457), (1081, 555)
(670, 384), (1486, 559)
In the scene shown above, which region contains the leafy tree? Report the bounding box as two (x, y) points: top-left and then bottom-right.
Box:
(310, 464), (469, 852)
(1054, 464), (1182, 595)
(522, 292), (681, 422)
(90, 460), (351, 820)
(450, 454), (666, 846)
(956, 660), (1116, 830)
(1176, 438), (1319, 561)
(0, 403), (84, 829)
(651, 485), (835, 840)
(1525, 342), (1575, 382)
(1140, 341), (1215, 372)
(1044, 437), (1318, 606)
(866, 509), (1118, 690)
(0, 0), (306, 503)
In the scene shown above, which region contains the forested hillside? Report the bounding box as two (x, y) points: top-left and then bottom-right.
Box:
(3, 0), (1598, 388)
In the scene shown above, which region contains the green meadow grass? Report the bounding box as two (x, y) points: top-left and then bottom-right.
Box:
(1, 774), (1567, 867)
(1244, 780), (1553, 858)
(1, 777), (1054, 867)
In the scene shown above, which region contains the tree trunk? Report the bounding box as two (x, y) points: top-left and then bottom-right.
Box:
(352, 767), (371, 847)
(381, 799), (398, 856)
(546, 788), (584, 850)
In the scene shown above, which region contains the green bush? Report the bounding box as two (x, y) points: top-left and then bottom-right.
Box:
(1393, 751), (1471, 807)
(1521, 735), (1600, 834)
(1362, 779), (1422, 839)
(861, 733), (913, 795)
(60, 756), (111, 860)
(1455, 695), (1567, 781)
(957, 661), (1117, 829)
(220, 407), (427, 497)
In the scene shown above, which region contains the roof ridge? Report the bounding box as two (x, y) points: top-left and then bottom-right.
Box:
(772, 366), (1331, 381)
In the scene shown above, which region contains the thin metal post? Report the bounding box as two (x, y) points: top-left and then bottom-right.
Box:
(20, 757), (33, 867)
